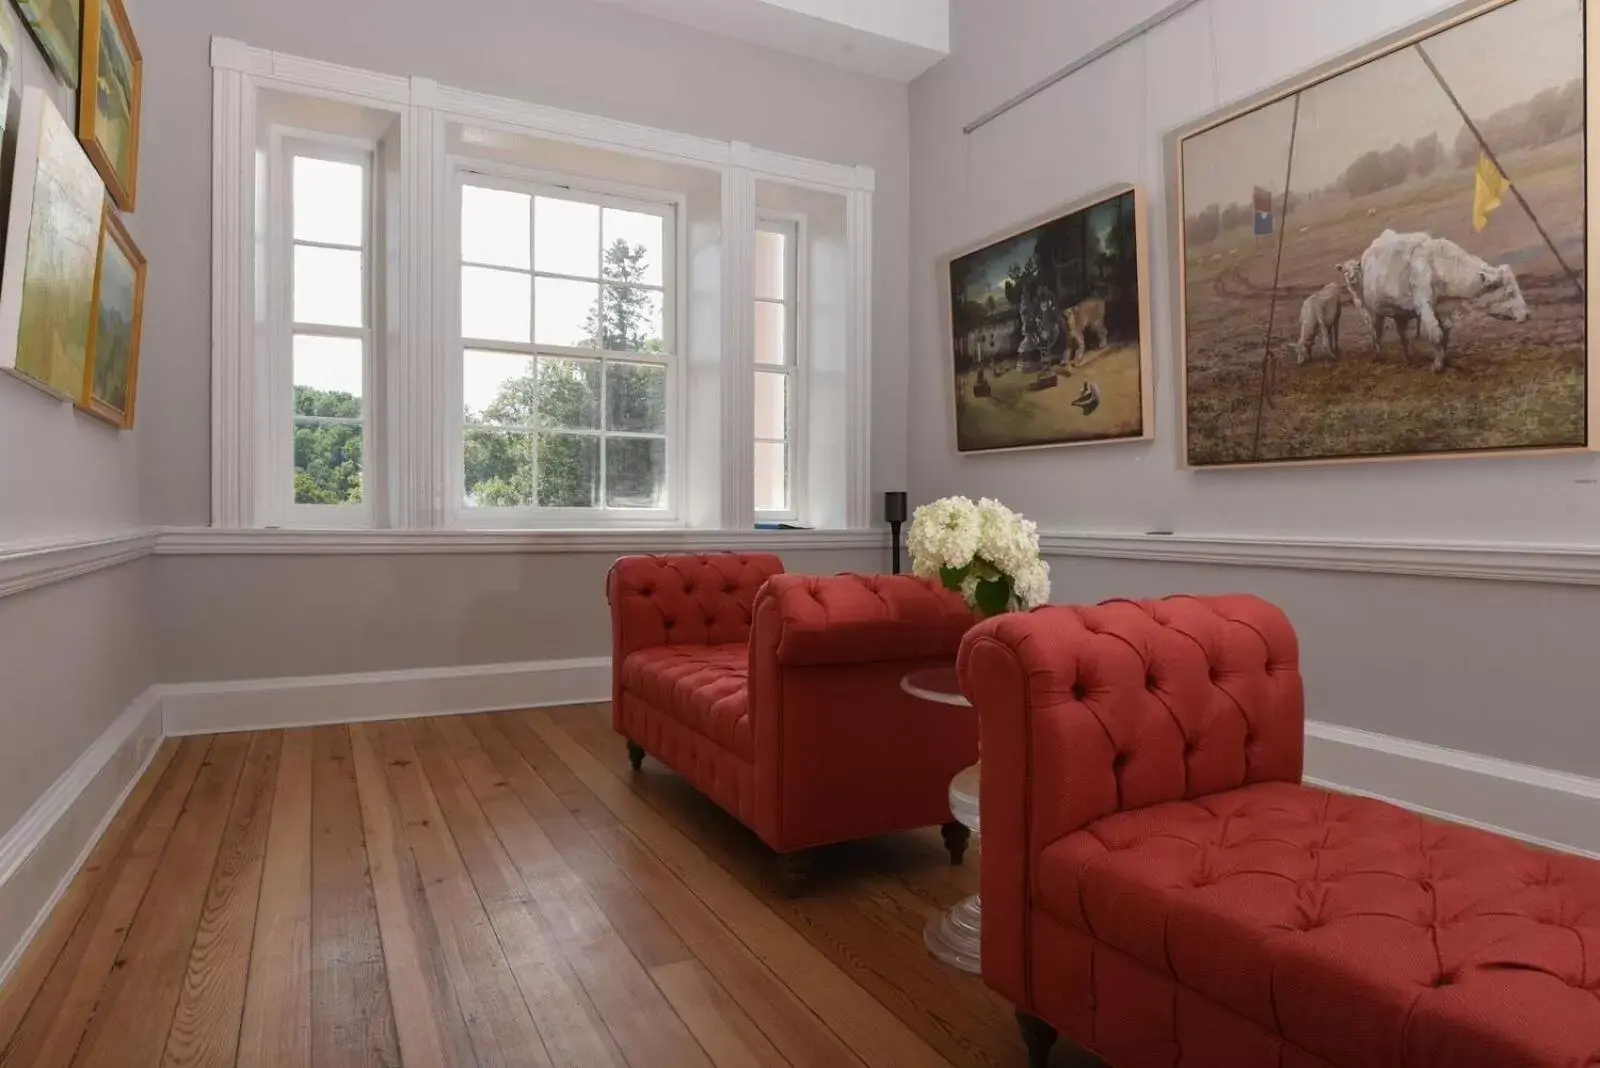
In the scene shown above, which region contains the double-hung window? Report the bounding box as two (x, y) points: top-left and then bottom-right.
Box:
(457, 175), (677, 521)
(754, 217), (801, 520)
(279, 140), (374, 525)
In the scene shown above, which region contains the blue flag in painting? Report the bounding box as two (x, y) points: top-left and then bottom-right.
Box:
(1252, 186), (1274, 236)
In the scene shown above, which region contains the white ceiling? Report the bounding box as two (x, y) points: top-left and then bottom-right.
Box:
(588, 0), (951, 82)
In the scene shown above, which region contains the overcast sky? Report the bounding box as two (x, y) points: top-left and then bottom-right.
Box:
(1182, 0), (1581, 211)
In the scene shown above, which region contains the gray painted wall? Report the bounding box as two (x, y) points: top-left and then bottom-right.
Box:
(155, 545), (888, 683)
(135, 0), (913, 527)
(906, 0), (1600, 773)
(0, 4), (154, 835)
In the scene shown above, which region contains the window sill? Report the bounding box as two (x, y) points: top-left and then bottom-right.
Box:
(154, 526), (886, 556)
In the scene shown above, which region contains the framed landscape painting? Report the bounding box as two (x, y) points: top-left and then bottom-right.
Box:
(78, 0), (139, 209)
(942, 185), (1153, 453)
(78, 204), (144, 427)
(1176, 0), (1595, 467)
(0, 88), (104, 401)
(11, 0), (79, 89)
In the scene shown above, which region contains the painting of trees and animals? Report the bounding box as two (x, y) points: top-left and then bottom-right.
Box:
(945, 186), (1152, 453)
(1180, 0), (1589, 466)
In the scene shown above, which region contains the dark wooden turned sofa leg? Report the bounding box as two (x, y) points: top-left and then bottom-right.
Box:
(941, 821), (971, 865)
(1016, 1010), (1057, 1068)
(626, 740), (646, 771)
(775, 851), (813, 897)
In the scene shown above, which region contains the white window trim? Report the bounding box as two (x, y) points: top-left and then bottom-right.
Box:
(211, 38), (875, 533)
(444, 159), (688, 529)
(266, 129), (379, 530)
(755, 212), (806, 524)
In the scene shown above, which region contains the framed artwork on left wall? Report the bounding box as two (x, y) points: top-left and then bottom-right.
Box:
(11, 0), (79, 89)
(78, 204), (145, 428)
(78, 0), (140, 209)
(939, 184), (1154, 454)
(0, 87), (105, 401)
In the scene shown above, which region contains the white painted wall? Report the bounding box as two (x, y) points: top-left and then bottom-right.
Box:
(907, 0), (1600, 774)
(908, 0), (1600, 543)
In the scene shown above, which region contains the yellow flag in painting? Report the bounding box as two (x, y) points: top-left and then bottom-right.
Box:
(1473, 152), (1509, 232)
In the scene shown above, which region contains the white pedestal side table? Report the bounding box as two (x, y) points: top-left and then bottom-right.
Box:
(901, 666), (982, 974)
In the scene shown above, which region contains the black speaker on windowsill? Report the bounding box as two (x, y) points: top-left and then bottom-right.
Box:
(885, 491), (909, 574)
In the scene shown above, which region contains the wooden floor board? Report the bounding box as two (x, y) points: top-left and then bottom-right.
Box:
(0, 707), (1031, 1068)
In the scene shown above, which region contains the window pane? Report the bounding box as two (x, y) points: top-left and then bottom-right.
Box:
(537, 432), (600, 507)
(607, 362), (666, 434)
(754, 370), (786, 440)
(602, 208), (664, 286)
(294, 335), (364, 416)
(600, 286), (664, 352)
(536, 357), (601, 430)
(294, 419), (363, 505)
(464, 429), (534, 507)
(754, 229), (786, 301)
(755, 301), (786, 365)
(462, 265), (531, 344)
(463, 349), (534, 426)
(462, 185), (531, 270)
(293, 157), (363, 247)
(606, 437), (665, 509)
(755, 441), (787, 513)
(535, 277), (600, 348)
(535, 196), (599, 278)
(294, 245), (363, 328)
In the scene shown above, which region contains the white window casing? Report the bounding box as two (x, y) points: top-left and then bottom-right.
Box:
(211, 38), (873, 534)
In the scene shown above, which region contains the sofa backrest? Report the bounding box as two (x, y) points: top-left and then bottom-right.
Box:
(608, 553), (785, 659)
(959, 594), (1304, 846)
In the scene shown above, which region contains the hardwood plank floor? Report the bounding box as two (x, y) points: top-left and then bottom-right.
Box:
(0, 706), (1034, 1068)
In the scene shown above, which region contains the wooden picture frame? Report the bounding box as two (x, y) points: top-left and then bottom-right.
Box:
(1169, 0), (1594, 469)
(77, 0), (139, 210)
(78, 202), (144, 428)
(937, 183), (1155, 454)
(11, 0), (79, 89)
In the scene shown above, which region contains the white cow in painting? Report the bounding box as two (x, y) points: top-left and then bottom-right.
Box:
(1358, 230), (1528, 372)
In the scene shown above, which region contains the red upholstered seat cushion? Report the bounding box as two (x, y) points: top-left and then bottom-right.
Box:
(621, 644), (751, 759)
(1035, 781), (1600, 1067)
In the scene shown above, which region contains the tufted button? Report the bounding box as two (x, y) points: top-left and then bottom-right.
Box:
(1145, 673), (1159, 691)
(1208, 666), (1221, 682)
(1243, 730), (1254, 746)
(1113, 752), (1129, 771)
(723, 583), (735, 594)
(1183, 740), (1197, 757)
(1072, 683), (1087, 701)
(663, 618), (676, 630)
(685, 583), (696, 594)
(1430, 973), (1454, 989)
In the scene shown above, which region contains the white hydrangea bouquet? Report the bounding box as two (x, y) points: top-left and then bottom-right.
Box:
(906, 496), (1051, 616)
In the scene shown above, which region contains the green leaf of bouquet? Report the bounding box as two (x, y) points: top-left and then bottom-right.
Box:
(974, 577), (1011, 616)
(939, 564), (970, 590)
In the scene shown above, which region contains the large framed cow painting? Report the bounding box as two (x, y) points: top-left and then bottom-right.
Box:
(1174, 0), (1597, 467)
(941, 184), (1154, 454)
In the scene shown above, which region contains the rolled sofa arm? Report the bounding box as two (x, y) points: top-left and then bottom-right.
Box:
(751, 573), (975, 667)
(957, 594), (1303, 1005)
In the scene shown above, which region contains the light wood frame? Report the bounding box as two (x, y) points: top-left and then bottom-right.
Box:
(936, 183), (1155, 455)
(78, 203), (145, 428)
(77, 0), (140, 210)
(1168, 0), (1596, 470)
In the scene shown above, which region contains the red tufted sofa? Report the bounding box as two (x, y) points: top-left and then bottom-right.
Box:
(608, 553), (979, 889)
(960, 594), (1600, 1068)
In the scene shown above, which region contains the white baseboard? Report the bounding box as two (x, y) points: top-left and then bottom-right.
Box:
(1305, 721), (1600, 859)
(159, 656), (613, 736)
(0, 687), (164, 987)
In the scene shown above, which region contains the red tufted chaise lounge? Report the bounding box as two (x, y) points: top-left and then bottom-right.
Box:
(607, 552), (979, 891)
(960, 594), (1600, 1068)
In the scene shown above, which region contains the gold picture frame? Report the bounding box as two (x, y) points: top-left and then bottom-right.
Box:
(77, 0), (139, 210)
(937, 183), (1155, 454)
(1170, 0), (1595, 469)
(78, 203), (144, 428)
